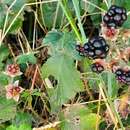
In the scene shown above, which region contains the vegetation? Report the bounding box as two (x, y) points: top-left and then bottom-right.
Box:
(0, 0), (130, 130)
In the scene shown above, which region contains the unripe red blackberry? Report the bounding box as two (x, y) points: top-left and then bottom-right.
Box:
(91, 62), (104, 73)
(103, 5), (127, 28)
(83, 36), (109, 59)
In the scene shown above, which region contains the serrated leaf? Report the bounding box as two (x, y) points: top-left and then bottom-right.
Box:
(17, 53), (37, 64)
(43, 30), (82, 60)
(12, 112), (32, 126)
(60, 104), (99, 130)
(80, 113), (100, 130)
(43, 30), (63, 45)
(0, 97), (16, 123)
(42, 54), (83, 112)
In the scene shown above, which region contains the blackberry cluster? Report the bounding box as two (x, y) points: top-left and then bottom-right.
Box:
(91, 62), (104, 73)
(115, 68), (130, 85)
(103, 5), (127, 28)
(83, 36), (109, 59)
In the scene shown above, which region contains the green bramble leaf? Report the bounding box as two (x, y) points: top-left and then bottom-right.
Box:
(60, 104), (100, 130)
(43, 30), (63, 45)
(42, 30), (84, 112)
(43, 30), (82, 60)
(17, 53), (37, 64)
(0, 97), (16, 123)
(12, 112), (32, 126)
(42, 54), (83, 112)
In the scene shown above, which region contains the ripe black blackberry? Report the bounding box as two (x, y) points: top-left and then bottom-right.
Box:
(103, 5), (127, 28)
(75, 44), (84, 56)
(91, 62), (104, 73)
(83, 36), (109, 59)
(115, 68), (130, 85)
(124, 70), (130, 85)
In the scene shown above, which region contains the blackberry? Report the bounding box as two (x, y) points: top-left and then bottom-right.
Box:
(83, 36), (109, 59)
(91, 62), (104, 73)
(115, 68), (130, 85)
(103, 5), (127, 28)
(125, 70), (130, 85)
(75, 44), (84, 56)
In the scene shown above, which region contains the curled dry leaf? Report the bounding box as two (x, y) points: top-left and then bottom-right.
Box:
(114, 94), (130, 119)
(121, 29), (130, 40)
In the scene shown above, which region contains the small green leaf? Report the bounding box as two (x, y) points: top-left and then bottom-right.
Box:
(0, 73), (9, 86)
(0, 45), (9, 62)
(12, 112), (32, 126)
(80, 113), (100, 130)
(60, 104), (99, 130)
(0, 97), (16, 123)
(43, 30), (82, 60)
(17, 53), (37, 64)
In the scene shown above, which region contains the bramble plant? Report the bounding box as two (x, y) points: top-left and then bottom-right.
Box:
(0, 0), (130, 130)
